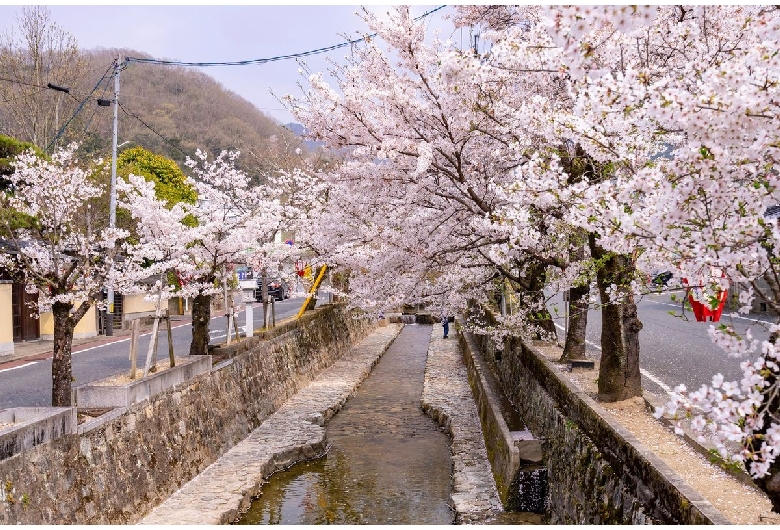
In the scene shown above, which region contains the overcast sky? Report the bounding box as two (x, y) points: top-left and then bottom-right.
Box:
(0, 4), (460, 125)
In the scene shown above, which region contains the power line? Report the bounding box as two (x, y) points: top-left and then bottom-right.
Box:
(45, 62), (115, 153)
(0, 87), (46, 104)
(117, 100), (190, 158)
(0, 76), (50, 91)
(125, 6), (447, 68)
(82, 70), (115, 135)
(0, 76), (80, 103)
(48, 6), (448, 154)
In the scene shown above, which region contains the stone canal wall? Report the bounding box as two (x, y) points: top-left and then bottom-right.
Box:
(0, 304), (374, 525)
(465, 329), (729, 524)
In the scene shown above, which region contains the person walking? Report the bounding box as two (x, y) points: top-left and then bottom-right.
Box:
(441, 314), (449, 339)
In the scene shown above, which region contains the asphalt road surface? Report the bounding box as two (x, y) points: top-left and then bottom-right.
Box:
(0, 297), (307, 408)
(549, 292), (775, 400)
(4, 291), (773, 409)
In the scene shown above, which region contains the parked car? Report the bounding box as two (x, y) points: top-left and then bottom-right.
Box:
(650, 270), (673, 287)
(255, 277), (289, 302)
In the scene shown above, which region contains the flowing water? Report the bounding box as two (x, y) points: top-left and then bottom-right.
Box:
(235, 325), (454, 525)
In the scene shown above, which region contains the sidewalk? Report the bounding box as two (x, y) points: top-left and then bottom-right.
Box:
(139, 324), (404, 525)
(0, 316), (190, 368)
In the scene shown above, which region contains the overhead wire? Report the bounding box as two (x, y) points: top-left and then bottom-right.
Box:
(44, 61), (116, 153)
(82, 69), (114, 135)
(117, 100), (190, 158)
(41, 6), (449, 152)
(0, 87), (46, 104)
(0, 76), (53, 91)
(125, 6), (447, 68)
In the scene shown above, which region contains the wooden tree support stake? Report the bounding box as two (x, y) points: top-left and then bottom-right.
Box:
(143, 315), (160, 378)
(129, 319), (140, 379)
(166, 309), (175, 367)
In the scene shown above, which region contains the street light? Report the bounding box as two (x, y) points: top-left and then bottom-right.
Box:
(46, 83), (70, 150)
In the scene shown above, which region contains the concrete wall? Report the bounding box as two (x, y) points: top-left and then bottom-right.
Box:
(39, 304), (97, 340)
(0, 408), (76, 461)
(0, 304), (374, 524)
(0, 282), (12, 355)
(458, 329), (546, 513)
(468, 329), (729, 524)
(121, 293), (157, 323)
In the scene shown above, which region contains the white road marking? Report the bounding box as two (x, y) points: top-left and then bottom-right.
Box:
(72, 322), (190, 356)
(554, 322), (674, 396)
(0, 361), (38, 373)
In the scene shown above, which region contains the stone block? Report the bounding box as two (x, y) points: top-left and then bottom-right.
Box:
(0, 407), (77, 461)
(74, 355), (212, 409)
(511, 430), (543, 463)
(569, 359), (595, 370)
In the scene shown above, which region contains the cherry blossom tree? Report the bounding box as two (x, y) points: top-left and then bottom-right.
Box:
(0, 144), (125, 406)
(286, 7), (585, 346)
(534, 4), (780, 506)
(288, 4), (780, 503)
(119, 149), (320, 356)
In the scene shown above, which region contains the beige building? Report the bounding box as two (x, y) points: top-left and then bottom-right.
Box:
(38, 304), (98, 341)
(0, 281), (13, 355)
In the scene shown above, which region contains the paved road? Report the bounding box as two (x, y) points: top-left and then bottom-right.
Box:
(550, 292), (775, 399)
(6, 289), (771, 409)
(0, 297), (308, 408)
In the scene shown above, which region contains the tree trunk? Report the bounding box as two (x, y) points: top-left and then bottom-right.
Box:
(524, 260), (557, 340)
(747, 365), (780, 512)
(560, 282), (590, 362)
(590, 236), (643, 402)
(51, 301), (76, 407)
(189, 292), (212, 356)
(560, 240), (590, 362)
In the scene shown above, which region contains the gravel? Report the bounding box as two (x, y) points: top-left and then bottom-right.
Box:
(537, 343), (777, 525)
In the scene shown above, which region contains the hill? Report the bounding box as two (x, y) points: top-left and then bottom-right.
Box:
(5, 47), (304, 180)
(284, 122), (323, 152)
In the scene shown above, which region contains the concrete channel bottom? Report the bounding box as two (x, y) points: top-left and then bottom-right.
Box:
(140, 323), (539, 525)
(236, 324), (453, 524)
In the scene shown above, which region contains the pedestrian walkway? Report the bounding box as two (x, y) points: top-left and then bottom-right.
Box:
(139, 324), (403, 525)
(422, 330), (504, 523)
(138, 323), (510, 525)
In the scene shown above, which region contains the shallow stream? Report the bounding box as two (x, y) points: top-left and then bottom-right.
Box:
(235, 325), (454, 524)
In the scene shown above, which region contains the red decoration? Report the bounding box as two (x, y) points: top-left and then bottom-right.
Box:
(683, 276), (728, 322)
(295, 260), (306, 277)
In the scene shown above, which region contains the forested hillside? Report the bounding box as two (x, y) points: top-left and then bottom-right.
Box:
(77, 49), (303, 178)
(0, 40), (304, 180)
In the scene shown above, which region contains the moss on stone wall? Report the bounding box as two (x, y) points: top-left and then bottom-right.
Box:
(463, 304), (728, 524)
(0, 305), (374, 524)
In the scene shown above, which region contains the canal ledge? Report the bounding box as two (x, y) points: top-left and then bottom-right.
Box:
(463, 306), (731, 524)
(140, 323), (404, 525)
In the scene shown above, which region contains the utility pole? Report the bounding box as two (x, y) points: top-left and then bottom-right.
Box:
(106, 56), (120, 336)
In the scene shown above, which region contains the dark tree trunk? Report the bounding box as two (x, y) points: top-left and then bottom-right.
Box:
(524, 260), (557, 340)
(560, 282), (590, 362)
(746, 363), (780, 512)
(51, 301), (76, 407)
(560, 240), (590, 362)
(51, 299), (90, 407)
(189, 292), (212, 356)
(589, 235), (643, 402)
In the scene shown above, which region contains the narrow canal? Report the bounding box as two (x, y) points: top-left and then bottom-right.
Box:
(236, 324), (454, 524)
